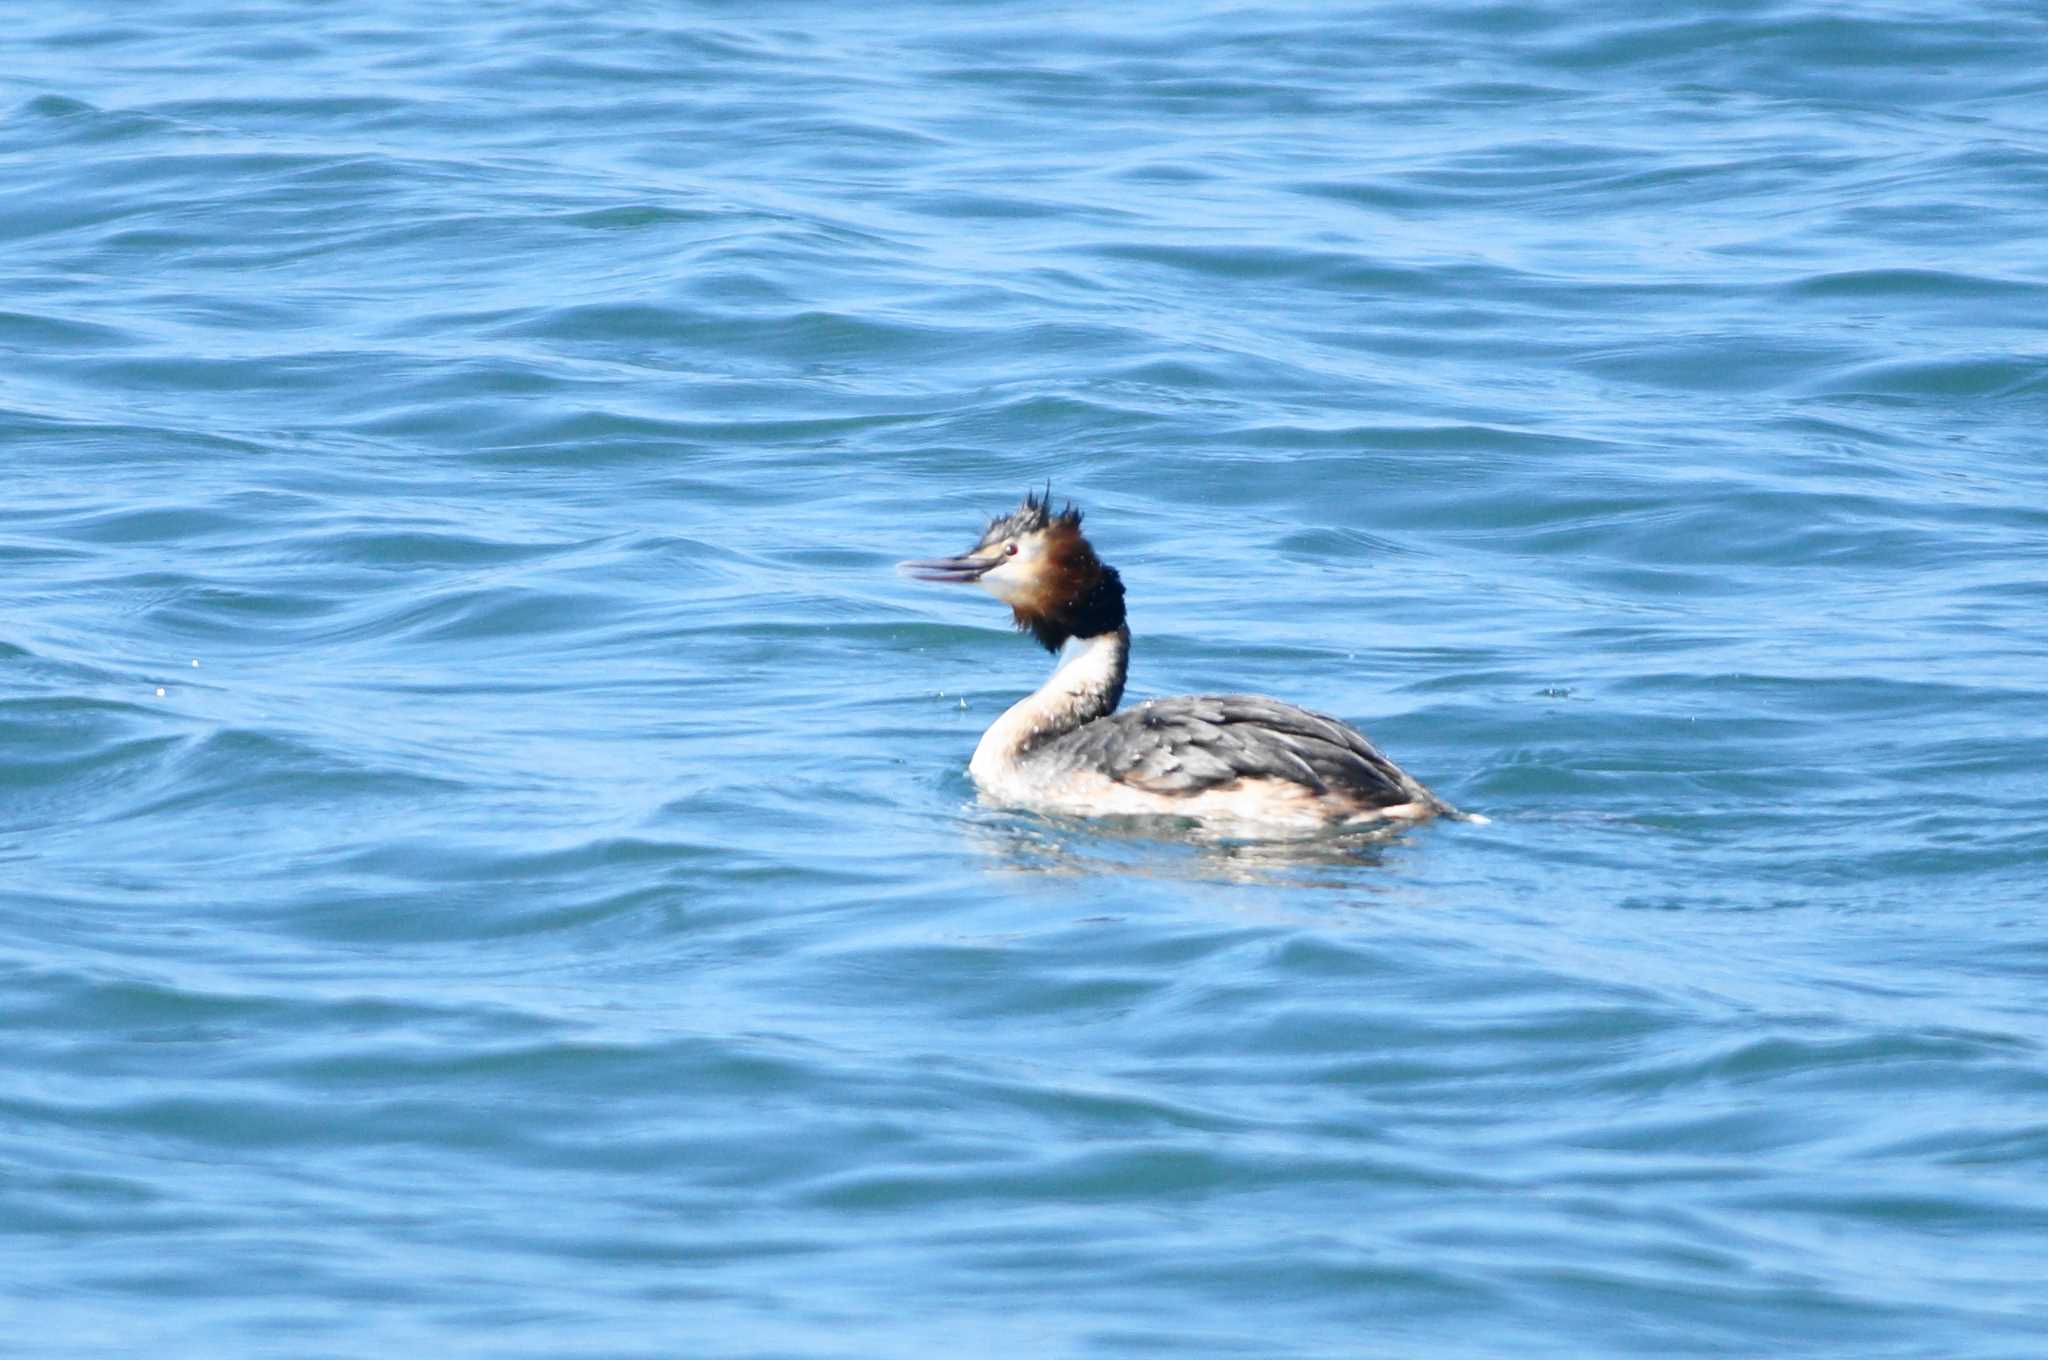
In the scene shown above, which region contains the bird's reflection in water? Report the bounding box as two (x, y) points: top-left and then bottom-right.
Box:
(964, 807), (1411, 891)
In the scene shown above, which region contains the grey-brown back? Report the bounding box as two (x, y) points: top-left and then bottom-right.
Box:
(1027, 694), (1442, 810)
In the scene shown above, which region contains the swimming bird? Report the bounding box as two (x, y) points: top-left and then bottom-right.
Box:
(901, 490), (1461, 831)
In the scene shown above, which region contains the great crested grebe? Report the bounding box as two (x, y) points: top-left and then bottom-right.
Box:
(901, 490), (1463, 831)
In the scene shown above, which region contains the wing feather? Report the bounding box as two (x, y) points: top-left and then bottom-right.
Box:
(1034, 694), (1436, 810)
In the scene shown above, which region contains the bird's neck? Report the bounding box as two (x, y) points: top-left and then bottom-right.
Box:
(971, 627), (1129, 780)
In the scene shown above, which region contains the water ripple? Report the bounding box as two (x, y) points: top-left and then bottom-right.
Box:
(6, 1), (2048, 1355)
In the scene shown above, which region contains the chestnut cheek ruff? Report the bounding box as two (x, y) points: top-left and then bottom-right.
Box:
(1020, 565), (1126, 653)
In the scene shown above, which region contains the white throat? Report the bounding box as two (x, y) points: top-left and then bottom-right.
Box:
(968, 627), (1130, 792)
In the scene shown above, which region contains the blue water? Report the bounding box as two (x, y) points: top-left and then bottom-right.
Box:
(7, 2), (2048, 1354)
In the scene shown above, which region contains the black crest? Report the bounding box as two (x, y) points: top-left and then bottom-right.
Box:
(976, 485), (1083, 550)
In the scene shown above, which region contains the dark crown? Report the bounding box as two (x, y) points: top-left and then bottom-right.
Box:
(977, 487), (1082, 550)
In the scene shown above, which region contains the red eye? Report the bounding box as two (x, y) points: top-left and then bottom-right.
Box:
(1005, 543), (1018, 556)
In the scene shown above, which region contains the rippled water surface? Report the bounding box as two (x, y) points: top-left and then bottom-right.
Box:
(7, 2), (2048, 1354)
